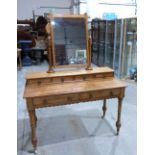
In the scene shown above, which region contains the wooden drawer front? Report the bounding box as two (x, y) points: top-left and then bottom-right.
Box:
(85, 74), (94, 80)
(92, 90), (109, 99)
(95, 74), (105, 78)
(33, 88), (122, 108)
(33, 95), (68, 108)
(64, 76), (74, 82)
(75, 76), (83, 81)
(52, 77), (62, 83)
(27, 78), (52, 85)
(95, 73), (114, 79)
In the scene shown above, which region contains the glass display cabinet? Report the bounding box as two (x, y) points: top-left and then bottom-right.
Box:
(91, 20), (115, 67)
(91, 19), (100, 65)
(104, 20), (115, 68)
(121, 18), (137, 78)
(91, 17), (137, 79)
(98, 20), (106, 66)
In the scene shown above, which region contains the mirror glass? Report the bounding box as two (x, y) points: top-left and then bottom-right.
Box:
(52, 18), (87, 66)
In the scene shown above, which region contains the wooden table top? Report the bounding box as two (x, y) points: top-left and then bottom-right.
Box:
(24, 78), (126, 98)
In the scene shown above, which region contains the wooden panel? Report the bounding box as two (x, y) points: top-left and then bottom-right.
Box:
(24, 78), (126, 98)
(75, 76), (83, 81)
(64, 76), (74, 82)
(52, 77), (61, 83)
(26, 67), (114, 80)
(32, 87), (123, 109)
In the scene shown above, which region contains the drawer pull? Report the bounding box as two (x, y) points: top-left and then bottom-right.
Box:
(43, 99), (47, 104)
(37, 81), (41, 85)
(110, 91), (113, 96)
(89, 94), (93, 99)
(83, 76), (86, 80)
(50, 78), (53, 82)
(61, 78), (64, 82)
(67, 97), (71, 101)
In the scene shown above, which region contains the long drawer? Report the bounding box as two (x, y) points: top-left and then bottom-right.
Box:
(32, 88), (123, 108)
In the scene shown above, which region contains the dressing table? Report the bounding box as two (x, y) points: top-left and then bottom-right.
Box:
(24, 14), (126, 152)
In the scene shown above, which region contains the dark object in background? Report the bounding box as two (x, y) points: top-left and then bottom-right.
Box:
(129, 67), (137, 81)
(18, 40), (33, 66)
(17, 30), (36, 66)
(17, 19), (35, 31)
(17, 30), (36, 48)
(35, 16), (48, 36)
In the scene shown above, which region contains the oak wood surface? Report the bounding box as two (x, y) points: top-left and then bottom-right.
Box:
(24, 67), (126, 151)
(26, 67), (114, 79)
(24, 78), (125, 98)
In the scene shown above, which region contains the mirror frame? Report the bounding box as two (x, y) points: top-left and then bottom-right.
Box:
(46, 14), (92, 72)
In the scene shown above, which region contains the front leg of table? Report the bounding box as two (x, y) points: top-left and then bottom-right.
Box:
(28, 109), (37, 152)
(116, 97), (123, 135)
(102, 99), (107, 119)
(26, 99), (37, 151)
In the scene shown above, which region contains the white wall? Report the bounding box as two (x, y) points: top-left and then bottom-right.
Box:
(17, 0), (137, 20)
(79, 0), (137, 20)
(17, 0), (72, 20)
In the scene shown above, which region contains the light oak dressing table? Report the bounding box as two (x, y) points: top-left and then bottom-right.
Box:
(23, 14), (126, 153)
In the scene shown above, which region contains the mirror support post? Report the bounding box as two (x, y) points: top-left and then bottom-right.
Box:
(86, 37), (93, 70)
(46, 17), (54, 73)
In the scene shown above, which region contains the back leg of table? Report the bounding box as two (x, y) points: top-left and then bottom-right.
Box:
(102, 99), (107, 118)
(116, 97), (123, 135)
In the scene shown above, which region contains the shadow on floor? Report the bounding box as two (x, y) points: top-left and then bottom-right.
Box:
(18, 109), (116, 153)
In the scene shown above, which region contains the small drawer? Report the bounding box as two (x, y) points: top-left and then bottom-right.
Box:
(33, 95), (68, 108)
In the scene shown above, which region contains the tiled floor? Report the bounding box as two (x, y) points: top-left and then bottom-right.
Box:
(17, 61), (137, 155)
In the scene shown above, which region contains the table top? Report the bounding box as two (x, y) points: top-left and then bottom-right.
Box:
(24, 78), (126, 98)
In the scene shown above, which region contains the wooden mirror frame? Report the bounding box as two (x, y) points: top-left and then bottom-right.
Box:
(45, 14), (92, 73)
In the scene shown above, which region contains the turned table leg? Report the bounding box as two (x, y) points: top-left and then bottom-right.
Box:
(116, 97), (123, 135)
(102, 99), (107, 118)
(28, 110), (37, 152)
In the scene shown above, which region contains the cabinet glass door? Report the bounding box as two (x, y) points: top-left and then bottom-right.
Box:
(122, 18), (137, 77)
(104, 20), (115, 68)
(98, 20), (106, 66)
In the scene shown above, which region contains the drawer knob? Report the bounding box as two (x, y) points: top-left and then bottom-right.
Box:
(110, 91), (113, 96)
(61, 78), (64, 82)
(67, 97), (71, 101)
(89, 94), (93, 98)
(43, 99), (47, 104)
(83, 76), (86, 80)
(37, 81), (41, 85)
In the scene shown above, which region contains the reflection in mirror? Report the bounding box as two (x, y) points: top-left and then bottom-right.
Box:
(52, 18), (87, 66)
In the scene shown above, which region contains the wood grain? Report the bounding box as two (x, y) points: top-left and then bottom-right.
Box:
(24, 67), (126, 151)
